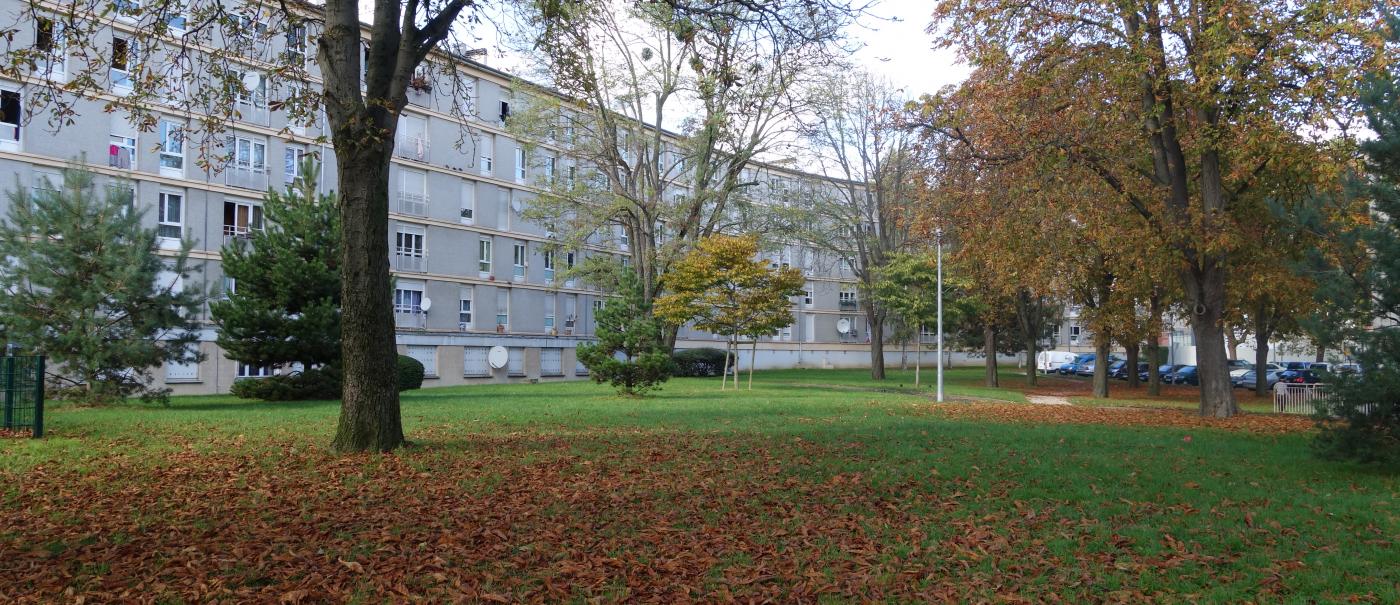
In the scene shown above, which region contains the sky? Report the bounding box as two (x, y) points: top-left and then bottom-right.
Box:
(468, 0), (969, 103)
(846, 0), (970, 99)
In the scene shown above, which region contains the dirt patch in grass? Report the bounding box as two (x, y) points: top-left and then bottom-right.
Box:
(923, 402), (1314, 434)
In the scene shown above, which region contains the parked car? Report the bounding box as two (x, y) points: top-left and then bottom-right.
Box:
(1278, 369), (1321, 385)
(1309, 362), (1331, 373)
(1113, 362), (1149, 380)
(1058, 353), (1096, 375)
(1036, 351), (1078, 374)
(1141, 364), (1183, 382)
(1165, 365), (1199, 385)
(1284, 361), (1311, 370)
(1077, 355), (1121, 377)
(1227, 359), (1253, 380)
(1235, 370), (1281, 390)
(1335, 363), (1362, 375)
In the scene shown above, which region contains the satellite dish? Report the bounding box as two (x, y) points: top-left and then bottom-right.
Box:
(488, 345), (509, 369)
(420, 297), (432, 311)
(510, 197), (523, 213)
(837, 318), (851, 335)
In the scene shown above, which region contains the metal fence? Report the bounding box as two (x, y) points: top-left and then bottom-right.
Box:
(1273, 383), (1331, 415)
(1, 355), (45, 438)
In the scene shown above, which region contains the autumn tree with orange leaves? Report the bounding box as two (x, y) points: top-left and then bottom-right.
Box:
(920, 0), (1385, 416)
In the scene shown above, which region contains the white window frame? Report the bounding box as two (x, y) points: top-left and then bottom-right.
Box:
(397, 168), (428, 215)
(459, 181), (475, 224)
(157, 191), (183, 240)
(458, 287), (473, 330)
(1070, 324), (1081, 344)
(496, 288), (510, 330)
(223, 199), (264, 240)
(237, 363), (272, 379)
(514, 147), (526, 183)
(0, 85), (22, 149)
(479, 133), (494, 174)
(110, 133), (137, 170)
(395, 225), (426, 272)
(512, 242), (527, 282)
(158, 120), (184, 177)
(394, 285), (424, 315)
(34, 16), (67, 80)
(284, 145), (306, 184)
(542, 249), (555, 284)
(110, 36), (136, 93)
(544, 293), (556, 333)
(477, 238), (493, 276)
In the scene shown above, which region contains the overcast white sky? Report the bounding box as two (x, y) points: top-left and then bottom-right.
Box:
(469, 0), (968, 102)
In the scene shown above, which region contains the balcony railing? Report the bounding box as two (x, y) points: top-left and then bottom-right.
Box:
(226, 165), (269, 191)
(394, 310), (426, 330)
(394, 136), (430, 162)
(394, 252), (426, 273)
(839, 299), (859, 311)
(223, 224), (261, 244)
(157, 224), (183, 239)
(396, 191), (428, 216)
(235, 100), (270, 126)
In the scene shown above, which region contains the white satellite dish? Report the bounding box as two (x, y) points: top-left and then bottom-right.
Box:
(420, 297), (432, 311)
(510, 197), (523, 213)
(488, 345), (509, 369)
(837, 318), (852, 335)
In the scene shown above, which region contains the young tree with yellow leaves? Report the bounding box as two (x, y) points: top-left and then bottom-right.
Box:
(655, 235), (805, 390)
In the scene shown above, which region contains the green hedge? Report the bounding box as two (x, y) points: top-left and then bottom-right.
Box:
(397, 355), (425, 391)
(672, 348), (729, 377)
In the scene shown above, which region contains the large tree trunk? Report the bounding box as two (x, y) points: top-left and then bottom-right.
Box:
(983, 324), (998, 387)
(1017, 290), (1040, 387)
(1254, 329), (1271, 398)
(1126, 342), (1140, 389)
(1185, 263), (1238, 417)
(1314, 342), (1325, 363)
(1092, 338), (1110, 398)
(868, 312), (886, 380)
(329, 142), (404, 452)
(1147, 342), (1162, 396)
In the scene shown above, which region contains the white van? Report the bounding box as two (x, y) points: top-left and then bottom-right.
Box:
(1036, 351), (1077, 374)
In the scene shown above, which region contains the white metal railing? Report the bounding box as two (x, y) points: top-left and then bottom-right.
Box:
(226, 165), (269, 191)
(236, 100), (270, 126)
(394, 252), (425, 272)
(395, 136), (430, 162)
(394, 310), (426, 330)
(1273, 383), (1330, 415)
(397, 191), (428, 216)
(222, 224), (261, 244)
(109, 147), (134, 169)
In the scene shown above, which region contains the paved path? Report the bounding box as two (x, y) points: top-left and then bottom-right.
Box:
(1026, 395), (1072, 406)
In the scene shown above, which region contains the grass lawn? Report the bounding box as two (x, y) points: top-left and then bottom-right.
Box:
(1, 368), (1395, 602)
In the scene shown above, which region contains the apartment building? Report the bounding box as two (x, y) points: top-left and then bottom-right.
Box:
(0, 1), (900, 394)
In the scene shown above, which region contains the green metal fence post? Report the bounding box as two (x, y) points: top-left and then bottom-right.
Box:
(2, 356), (13, 430)
(32, 356), (44, 438)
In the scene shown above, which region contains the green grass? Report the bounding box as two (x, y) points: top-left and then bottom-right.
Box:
(1, 368), (1394, 602)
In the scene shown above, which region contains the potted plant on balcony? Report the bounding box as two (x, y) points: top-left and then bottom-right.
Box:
(408, 73), (432, 93)
(496, 323), (505, 334)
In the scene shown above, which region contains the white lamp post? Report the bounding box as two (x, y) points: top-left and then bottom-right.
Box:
(936, 227), (944, 403)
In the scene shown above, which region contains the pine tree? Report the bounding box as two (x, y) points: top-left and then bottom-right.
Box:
(211, 162), (343, 400)
(1313, 17), (1400, 467)
(0, 166), (203, 403)
(576, 267), (672, 396)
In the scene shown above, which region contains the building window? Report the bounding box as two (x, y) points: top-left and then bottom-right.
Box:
(158, 192), (183, 239)
(406, 345), (438, 377)
(111, 36), (136, 92)
(237, 363), (272, 379)
(498, 99), (511, 124)
(512, 242), (527, 281)
(478, 238), (493, 275)
(34, 17), (66, 79)
(803, 286), (814, 307)
(544, 156), (556, 182)
(479, 133), (494, 173)
(396, 113), (428, 161)
(618, 226), (630, 250)
(566, 165), (577, 187)
(284, 145), (306, 184)
(0, 87), (22, 146)
(496, 288), (509, 330)
(458, 288), (473, 330)
(514, 147), (526, 182)
(221, 275), (236, 300)
(460, 181), (475, 224)
(30, 168), (61, 199)
(540, 348), (563, 376)
(237, 71), (268, 111)
(284, 23), (307, 65)
(838, 286), (858, 309)
(1070, 325), (1081, 344)
(223, 200), (263, 240)
(165, 359), (198, 382)
(543, 250), (555, 284)
(394, 286), (424, 327)
(464, 346), (491, 377)
(395, 226), (426, 272)
(498, 190), (512, 230)
(158, 120), (184, 176)
(544, 293), (556, 333)
(507, 347), (524, 376)
(397, 168), (428, 216)
(109, 133), (136, 169)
